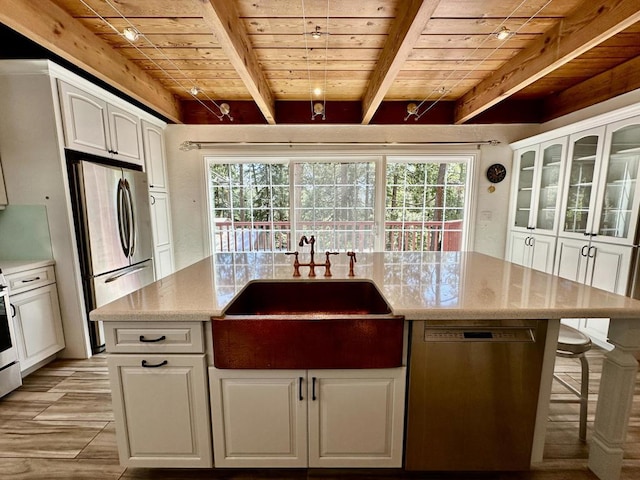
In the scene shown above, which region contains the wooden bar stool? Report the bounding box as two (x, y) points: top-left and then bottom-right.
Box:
(551, 323), (592, 441)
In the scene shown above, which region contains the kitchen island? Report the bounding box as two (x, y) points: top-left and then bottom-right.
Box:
(91, 251), (640, 479)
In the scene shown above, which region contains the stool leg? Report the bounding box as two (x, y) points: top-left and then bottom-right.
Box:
(579, 354), (589, 442)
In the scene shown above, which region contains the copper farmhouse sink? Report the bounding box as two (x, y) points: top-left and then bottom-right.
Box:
(212, 279), (404, 369)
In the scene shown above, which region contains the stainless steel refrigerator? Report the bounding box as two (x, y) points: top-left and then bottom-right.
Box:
(69, 158), (155, 353)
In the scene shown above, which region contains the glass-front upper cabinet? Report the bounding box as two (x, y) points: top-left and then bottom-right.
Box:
(535, 138), (567, 233)
(593, 118), (640, 245)
(511, 138), (567, 234)
(560, 127), (605, 239)
(513, 147), (538, 230)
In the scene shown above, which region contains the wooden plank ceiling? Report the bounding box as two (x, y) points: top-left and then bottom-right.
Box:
(1, 0), (640, 125)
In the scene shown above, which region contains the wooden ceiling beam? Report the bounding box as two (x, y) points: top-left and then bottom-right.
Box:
(0, 0), (182, 123)
(454, 0), (640, 124)
(199, 0), (276, 124)
(543, 54), (640, 121)
(361, 0), (441, 124)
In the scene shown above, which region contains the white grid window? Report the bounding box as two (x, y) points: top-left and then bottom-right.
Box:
(207, 155), (471, 254)
(293, 161), (376, 251)
(209, 161), (291, 252)
(385, 159), (468, 252)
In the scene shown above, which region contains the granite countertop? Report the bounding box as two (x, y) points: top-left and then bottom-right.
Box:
(89, 251), (640, 322)
(0, 259), (55, 275)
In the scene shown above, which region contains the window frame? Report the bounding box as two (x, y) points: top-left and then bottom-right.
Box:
(204, 152), (477, 254)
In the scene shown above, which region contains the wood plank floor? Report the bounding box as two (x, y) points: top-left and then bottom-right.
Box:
(0, 349), (638, 479)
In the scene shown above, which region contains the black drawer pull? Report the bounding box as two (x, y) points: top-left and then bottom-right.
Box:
(141, 359), (168, 368)
(21, 276), (41, 283)
(299, 377), (304, 401)
(312, 377), (317, 401)
(139, 335), (166, 343)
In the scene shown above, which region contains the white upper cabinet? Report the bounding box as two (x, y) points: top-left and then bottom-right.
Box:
(141, 120), (168, 190)
(58, 80), (143, 166)
(512, 146), (538, 231)
(559, 119), (640, 246)
(59, 80), (109, 153)
(592, 118), (640, 245)
(511, 137), (567, 235)
(559, 126), (607, 241)
(536, 139), (568, 233)
(107, 104), (143, 164)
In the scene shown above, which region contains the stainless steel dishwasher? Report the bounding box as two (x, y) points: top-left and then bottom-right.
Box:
(405, 319), (548, 471)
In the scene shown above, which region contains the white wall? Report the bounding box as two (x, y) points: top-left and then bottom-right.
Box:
(164, 123), (539, 270)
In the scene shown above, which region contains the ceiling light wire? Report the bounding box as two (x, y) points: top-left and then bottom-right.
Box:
(301, 0), (330, 120)
(100, 0), (230, 120)
(412, 0), (553, 121)
(81, 0), (231, 121)
(301, 0), (314, 119)
(321, 0), (330, 120)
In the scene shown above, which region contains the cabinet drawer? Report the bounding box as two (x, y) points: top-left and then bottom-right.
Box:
(7, 266), (55, 295)
(104, 322), (204, 353)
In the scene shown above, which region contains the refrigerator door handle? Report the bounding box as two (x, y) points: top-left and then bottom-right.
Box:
(116, 179), (130, 258)
(104, 264), (149, 284)
(123, 179), (136, 258)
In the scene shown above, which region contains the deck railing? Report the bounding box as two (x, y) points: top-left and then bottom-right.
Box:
(213, 220), (463, 252)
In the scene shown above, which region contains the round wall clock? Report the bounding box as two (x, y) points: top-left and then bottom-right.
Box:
(486, 163), (507, 183)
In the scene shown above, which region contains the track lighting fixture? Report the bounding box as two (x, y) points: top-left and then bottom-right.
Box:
(122, 26), (140, 42)
(311, 26), (322, 39)
(404, 103), (419, 121)
(80, 0), (232, 122)
(302, 0), (330, 120)
(495, 26), (514, 41)
(219, 103), (233, 121)
(312, 102), (325, 120)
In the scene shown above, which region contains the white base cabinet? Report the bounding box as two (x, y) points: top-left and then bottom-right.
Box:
(507, 231), (556, 273)
(209, 367), (406, 468)
(555, 237), (633, 347)
(6, 264), (65, 373)
(11, 284), (65, 373)
(108, 354), (212, 468)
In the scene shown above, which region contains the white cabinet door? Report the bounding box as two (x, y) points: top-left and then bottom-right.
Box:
(587, 241), (633, 295)
(307, 368), (405, 468)
(108, 354), (212, 468)
(559, 127), (607, 240)
(209, 367), (406, 468)
(511, 146), (539, 231)
(10, 284), (65, 372)
(554, 236), (590, 283)
(508, 231), (555, 274)
(142, 120), (167, 190)
(507, 231), (532, 268)
(592, 117), (640, 246)
(58, 80), (110, 154)
(59, 80), (142, 165)
(529, 233), (556, 274)
(150, 191), (174, 279)
(534, 138), (568, 234)
(209, 368), (307, 467)
(107, 104), (143, 165)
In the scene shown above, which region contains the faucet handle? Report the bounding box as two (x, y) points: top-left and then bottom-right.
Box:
(323, 251), (339, 277)
(285, 251), (301, 277)
(347, 251), (357, 277)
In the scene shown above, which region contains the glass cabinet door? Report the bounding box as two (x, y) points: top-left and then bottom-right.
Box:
(514, 148), (537, 229)
(562, 131), (602, 236)
(535, 140), (565, 232)
(596, 122), (640, 243)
